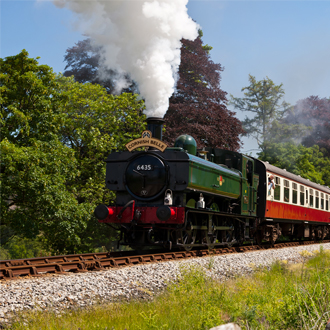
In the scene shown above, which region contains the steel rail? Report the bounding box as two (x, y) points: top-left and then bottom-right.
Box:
(1, 240), (328, 280)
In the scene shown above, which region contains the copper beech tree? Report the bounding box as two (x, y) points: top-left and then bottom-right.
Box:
(63, 34), (244, 151)
(163, 35), (243, 151)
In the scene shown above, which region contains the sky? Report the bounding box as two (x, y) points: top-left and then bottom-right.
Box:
(1, 0), (330, 155)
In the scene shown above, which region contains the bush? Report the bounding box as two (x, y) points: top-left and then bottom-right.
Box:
(0, 236), (51, 260)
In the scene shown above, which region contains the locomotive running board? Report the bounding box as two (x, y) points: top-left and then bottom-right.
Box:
(185, 207), (255, 219)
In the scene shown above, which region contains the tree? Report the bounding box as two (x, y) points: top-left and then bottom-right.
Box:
(230, 75), (291, 149)
(283, 96), (330, 157)
(1, 50), (88, 253)
(258, 143), (330, 187)
(57, 75), (146, 206)
(0, 50), (65, 146)
(163, 33), (243, 150)
(1, 138), (88, 252)
(63, 38), (135, 94)
(256, 95), (330, 187)
(56, 76), (146, 251)
(262, 118), (311, 145)
(63, 33), (243, 151)
(1, 51), (146, 253)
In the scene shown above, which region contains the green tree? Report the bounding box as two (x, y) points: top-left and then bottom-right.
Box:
(231, 75), (291, 149)
(1, 51), (89, 253)
(1, 137), (91, 253)
(258, 143), (330, 186)
(56, 76), (146, 251)
(0, 236), (51, 260)
(57, 75), (146, 204)
(262, 118), (312, 146)
(0, 51), (67, 146)
(256, 96), (330, 186)
(1, 50), (146, 254)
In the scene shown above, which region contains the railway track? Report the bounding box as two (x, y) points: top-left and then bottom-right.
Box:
(1, 240), (328, 281)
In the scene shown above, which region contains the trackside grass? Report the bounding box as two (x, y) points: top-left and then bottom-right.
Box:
(8, 247), (330, 330)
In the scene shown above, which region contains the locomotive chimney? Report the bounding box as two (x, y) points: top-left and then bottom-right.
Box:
(147, 117), (165, 141)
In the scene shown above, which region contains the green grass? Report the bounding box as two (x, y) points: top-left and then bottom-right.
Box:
(8, 247), (330, 330)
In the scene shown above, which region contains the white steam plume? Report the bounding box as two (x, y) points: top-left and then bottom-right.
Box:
(53, 0), (199, 118)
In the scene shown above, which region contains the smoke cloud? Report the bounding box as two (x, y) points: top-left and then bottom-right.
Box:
(53, 0), (198, 118)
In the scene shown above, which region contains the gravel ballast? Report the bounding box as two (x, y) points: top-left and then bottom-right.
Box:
(1, 243), (329, 325)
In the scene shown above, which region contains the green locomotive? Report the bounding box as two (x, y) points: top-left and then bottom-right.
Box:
(94, 117), (260, 250)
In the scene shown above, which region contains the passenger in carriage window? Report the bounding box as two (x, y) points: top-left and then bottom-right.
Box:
(268, 175), (275, 190)
(268, 175), (275, 194)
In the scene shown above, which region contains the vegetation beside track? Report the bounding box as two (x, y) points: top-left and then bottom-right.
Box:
(0, 236), (113, 261)
(7, 247), (330, 330)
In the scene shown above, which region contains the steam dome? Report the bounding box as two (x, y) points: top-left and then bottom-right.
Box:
(174, 135), (197, 155)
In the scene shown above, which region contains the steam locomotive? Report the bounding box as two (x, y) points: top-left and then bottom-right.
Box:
(94, 118), (330, 250)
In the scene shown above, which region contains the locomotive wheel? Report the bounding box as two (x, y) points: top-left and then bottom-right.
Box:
(225, 231), (236, 247)
(181, 221), (197, 251)
(201, 228), (217, 250)
(205, 234), (216, 250)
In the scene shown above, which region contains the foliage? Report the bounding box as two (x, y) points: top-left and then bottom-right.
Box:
(163, 36), (243, 150)
(263, 118), (312, 146)
(1, 50), (88, 253)
(1, 50), (146, 254)
(0, 236), (51, 260)
(258, 143), (330, 186)
(56, 75), (146, 251)
(9, 249), (330, 330)
(257, 96), (330, 184)
(63, 38), (135, 94)
(0, 50), (65, 145)
(0, 246), (11, 260)
(57, 75), (146, 205)
(1, 137), (89, 253)
(230, 75), (291, 148)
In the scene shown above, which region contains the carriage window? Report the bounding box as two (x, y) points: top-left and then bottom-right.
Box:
(292, 183), (298, 204)
(321, 193), (324, 210)
(284, 180), (290, 202)
(274, 177), (281, 201)
(326, 195), (329, 211)
(309, 189), (314, 207)
(300, 186), (305, 206)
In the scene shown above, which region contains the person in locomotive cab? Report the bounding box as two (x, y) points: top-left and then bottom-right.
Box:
(268, 175), (275, 193)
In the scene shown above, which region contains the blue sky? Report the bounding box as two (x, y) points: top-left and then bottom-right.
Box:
(1, 0), (330, 155)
